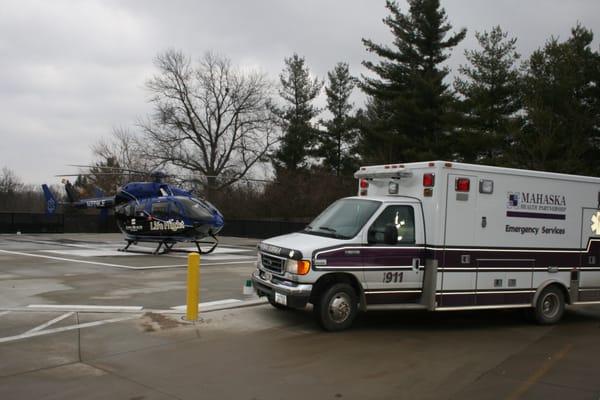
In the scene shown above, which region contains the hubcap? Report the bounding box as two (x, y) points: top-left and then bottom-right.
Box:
(542, 293), (559, 318)
(329, 292), (352, 323)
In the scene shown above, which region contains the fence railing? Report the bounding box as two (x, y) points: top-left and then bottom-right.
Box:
(0, 213), (307, 239)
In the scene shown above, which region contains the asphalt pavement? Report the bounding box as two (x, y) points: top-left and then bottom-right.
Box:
(1, 233), (600, 399)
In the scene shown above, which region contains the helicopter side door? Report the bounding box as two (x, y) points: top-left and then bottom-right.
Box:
(148, 198), (188, 236)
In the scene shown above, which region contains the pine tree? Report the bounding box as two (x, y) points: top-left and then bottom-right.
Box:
(360, 0), (466, 162)
(272, 54), (323, 171)
(515, 25), (600, 175)
(454, 26), (521, 164)
(318, 62), (357, 175)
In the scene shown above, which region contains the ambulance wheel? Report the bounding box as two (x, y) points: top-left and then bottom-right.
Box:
(314, 283), (358, 331)
(268, 296), (288, 310)
(534, 286), (565, 325)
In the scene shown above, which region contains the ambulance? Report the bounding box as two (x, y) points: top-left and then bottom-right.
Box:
(251, 161), (600, 331)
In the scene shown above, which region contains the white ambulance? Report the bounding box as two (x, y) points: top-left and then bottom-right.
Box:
(251, 161), (600, 331)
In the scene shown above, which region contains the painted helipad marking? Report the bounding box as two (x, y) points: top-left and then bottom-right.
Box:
(197, 254), (255, 261)
(42, 249), (137, 257)
(180, 246), (252, 254)
(41, 249), (254, 261)
(0, 249), (254, 270)
(27, 304), (143, 312)
(25, 312), (75, 334)
(0, 315), (139, 344)
(0, 311), (11, 317)
(0, 249), (140, 269)
(171, 298), (242, 311)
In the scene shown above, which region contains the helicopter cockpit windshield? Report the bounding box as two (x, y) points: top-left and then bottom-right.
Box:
(177, 197), (213, 220)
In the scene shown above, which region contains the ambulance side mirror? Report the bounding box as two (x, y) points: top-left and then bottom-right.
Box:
(383, 224), (398, 245)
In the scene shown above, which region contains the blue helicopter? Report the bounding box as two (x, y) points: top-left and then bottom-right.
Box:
(42, 170), (225, 255)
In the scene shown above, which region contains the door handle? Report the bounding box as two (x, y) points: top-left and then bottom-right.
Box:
(345, 249), (360, 255)
(412, 258), (420, 270)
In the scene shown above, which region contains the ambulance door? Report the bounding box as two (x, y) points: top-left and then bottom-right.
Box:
(441, 174), (478, 307)
(580, 208), (600, 298)
(362, 203), (426, 305)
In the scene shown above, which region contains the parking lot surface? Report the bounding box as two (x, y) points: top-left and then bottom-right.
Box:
(1, 233), (600, 399)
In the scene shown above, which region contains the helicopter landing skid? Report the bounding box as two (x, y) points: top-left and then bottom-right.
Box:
(118, 236), (219, 256)
(164, 236), (219, 255)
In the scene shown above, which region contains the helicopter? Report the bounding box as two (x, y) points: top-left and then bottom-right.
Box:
(42, 168), (225, 255)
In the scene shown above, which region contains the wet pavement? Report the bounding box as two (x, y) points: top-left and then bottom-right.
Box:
(1, 233), (600, 399)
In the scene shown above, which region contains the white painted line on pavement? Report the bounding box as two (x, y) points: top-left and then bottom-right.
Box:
(0, 249), (140, 269)
(171, 298), (242, 311)
(42, 249), (137, 257)
(0, 311), (11, 317)
(25, 312), (75, 334)
(0, 315), (139, 344)
(203, 260), (257, 266)
(0, 249), (256, 270)
(27, 304), (143, 312)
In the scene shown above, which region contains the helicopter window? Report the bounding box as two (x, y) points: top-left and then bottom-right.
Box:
(178, 198), (213, 219)
(171, 201), (185, 220)
(151, 202), (169, 220)
(135, 201), (148, 216)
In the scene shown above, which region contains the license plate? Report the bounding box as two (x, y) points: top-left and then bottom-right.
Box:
(263, 271), (272, 281)
(275, 292), (287, 306)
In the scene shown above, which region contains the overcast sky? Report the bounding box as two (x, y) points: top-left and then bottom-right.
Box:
(1, 0), (599, 185)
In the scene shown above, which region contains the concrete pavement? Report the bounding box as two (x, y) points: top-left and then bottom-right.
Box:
(1, 304), (600, 399)
(2, 233), (600, 399)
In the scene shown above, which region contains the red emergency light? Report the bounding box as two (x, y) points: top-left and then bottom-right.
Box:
(423, 173), (435, 187)
(360, 179), (369, 189)
(455, 178), (470, 192)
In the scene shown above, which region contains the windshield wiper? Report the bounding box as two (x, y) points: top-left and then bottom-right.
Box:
(318, 226), (338, 233)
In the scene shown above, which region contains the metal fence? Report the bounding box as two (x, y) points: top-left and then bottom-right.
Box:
(0, 213), (307, 239)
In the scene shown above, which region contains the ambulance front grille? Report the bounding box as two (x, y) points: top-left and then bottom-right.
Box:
(261, 253), (285, 274)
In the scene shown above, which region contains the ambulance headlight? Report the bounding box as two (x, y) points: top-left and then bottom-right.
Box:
(285, 259), (311, 275)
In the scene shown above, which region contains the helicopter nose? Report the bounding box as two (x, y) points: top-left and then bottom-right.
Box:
(213, 212), (224, 228)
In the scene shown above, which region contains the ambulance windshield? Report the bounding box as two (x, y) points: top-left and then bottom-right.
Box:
(304, 199), (381, 239)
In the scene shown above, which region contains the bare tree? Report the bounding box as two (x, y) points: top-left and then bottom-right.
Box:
(140, 50), (278, 190)
(88, 128), (152, 193)
(0, 167), (23, 194)
(92, 128), (149, 173)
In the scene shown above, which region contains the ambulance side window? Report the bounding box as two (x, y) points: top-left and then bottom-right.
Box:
(368, 205), (415, 245)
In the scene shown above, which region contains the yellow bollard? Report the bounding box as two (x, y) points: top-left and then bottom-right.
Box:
(186, 252), (200, 321)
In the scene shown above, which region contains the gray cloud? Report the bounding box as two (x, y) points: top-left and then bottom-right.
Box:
(1, 0), (598, 185)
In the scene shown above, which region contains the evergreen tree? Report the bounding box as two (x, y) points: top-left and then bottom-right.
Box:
(318, 62), (358, 175)
(272, 54), (323, 171)
(454, 26), (521, 164)
(515, 25), (600, 175)
(360, 0), (466, 162)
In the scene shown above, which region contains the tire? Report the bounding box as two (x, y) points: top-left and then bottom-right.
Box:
(534, 285), (565, 325)
(314, 283), (358, 332)
(268, 296), (289, 310)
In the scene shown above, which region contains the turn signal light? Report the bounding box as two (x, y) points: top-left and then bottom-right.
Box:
(297, 260), (311, 275)
(455, 178), (470, 192)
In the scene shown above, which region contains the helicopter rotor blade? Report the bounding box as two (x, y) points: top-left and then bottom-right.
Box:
(55, 173), (134, 177)
(67, 164), (150, 175)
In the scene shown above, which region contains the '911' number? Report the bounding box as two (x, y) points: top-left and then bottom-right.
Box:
(383, 271), (403, 283)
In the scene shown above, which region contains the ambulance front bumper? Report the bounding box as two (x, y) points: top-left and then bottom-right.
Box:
(251, 270), (312, 309)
